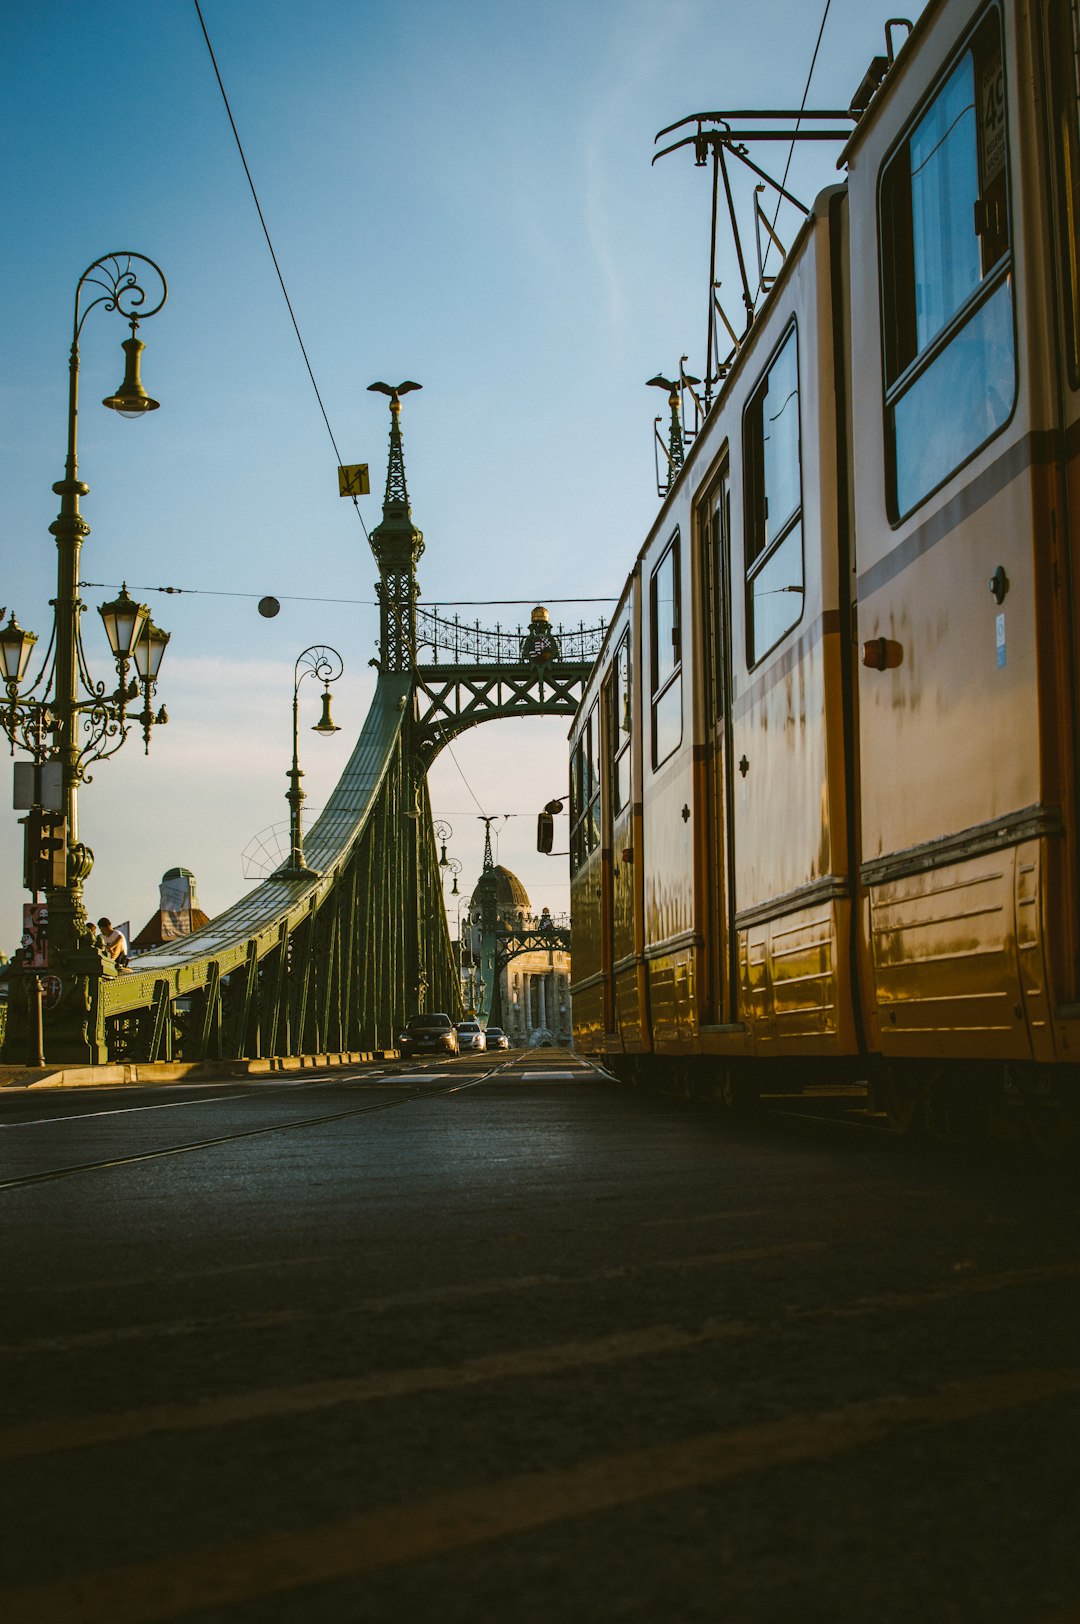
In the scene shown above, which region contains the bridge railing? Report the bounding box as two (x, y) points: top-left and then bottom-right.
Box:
(415, 608), (606, 666)
(93, 673), (461, 1063)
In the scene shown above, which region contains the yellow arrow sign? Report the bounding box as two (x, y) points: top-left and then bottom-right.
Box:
(338, 463), (370, 497)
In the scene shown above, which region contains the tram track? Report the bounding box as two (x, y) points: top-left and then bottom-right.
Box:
(0, 1069), (891, 1198)
(765, 1087), (889, 1135)
(0, 1061), (513, 1194)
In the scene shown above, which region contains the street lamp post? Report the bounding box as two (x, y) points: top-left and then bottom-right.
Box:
(454, 895), (473, 1014)
(0, 253), (170, 1064)
(431, 819), (464, 1012)
(277, 645), (343, 879)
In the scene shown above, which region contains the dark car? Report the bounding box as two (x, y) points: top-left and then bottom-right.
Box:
(399, 1013), (459, 1057)
(485, 1026), (509, 1051)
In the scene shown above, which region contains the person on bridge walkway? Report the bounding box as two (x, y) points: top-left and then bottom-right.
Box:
(98, 917), (129, 968)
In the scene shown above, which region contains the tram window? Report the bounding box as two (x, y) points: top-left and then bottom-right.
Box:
(570, 704), (601, 874)
(650, 535), (682, 768)
(881, 10), (1014, 518)
(570, 736), (584, 873)
(744, 326), (804, 667)
(703, 474), (730, 727)
(587, 700), (601, 852)
(609, 633), (632, 817)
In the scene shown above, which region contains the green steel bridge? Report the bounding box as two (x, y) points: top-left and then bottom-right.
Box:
(3, 390), (600, 1066)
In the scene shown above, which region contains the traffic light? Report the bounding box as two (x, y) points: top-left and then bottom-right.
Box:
(537, 798), (565, 854)
(21, 810), (67, 893)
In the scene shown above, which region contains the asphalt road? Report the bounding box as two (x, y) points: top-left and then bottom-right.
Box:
(0, 1057), (1076, 1623)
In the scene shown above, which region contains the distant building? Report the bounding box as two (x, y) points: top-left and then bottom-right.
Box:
(131, 868), (210, 953)
(460, 854), (571, 1048)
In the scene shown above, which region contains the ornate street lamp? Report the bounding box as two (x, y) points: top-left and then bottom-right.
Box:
(432, 819), (453, 870)
(0, 253), (169, 1062)
(277, 645), (344, 879)
(0, 615), (38, 689)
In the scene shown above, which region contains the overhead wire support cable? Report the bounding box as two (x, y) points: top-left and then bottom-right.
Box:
(192, 0), (370, 539)
(762, 0), (834, 282)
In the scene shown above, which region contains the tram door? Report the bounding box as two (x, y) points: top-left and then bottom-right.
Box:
(699, 471), (737, 1024)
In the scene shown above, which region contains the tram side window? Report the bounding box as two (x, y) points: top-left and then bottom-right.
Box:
(570, 702), (601, 875)
(744, 326), (804, 667)
(650, 536), (682, 768)
(608, 633), (632, 817)
(588, 699), (601, 850)
(703, 474), (730, 728)
(880, 9), (1014, 518)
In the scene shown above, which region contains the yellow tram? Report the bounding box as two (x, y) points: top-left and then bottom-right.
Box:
(568, 0), (1080, 1138)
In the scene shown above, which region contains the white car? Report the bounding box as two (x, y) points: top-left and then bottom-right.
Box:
(455, 1020), (487, 1053)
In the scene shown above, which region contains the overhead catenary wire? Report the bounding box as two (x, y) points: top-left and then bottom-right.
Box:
(443, 736), (488, 817)
(79, 582), (617, 609)
(761, 0), (833, 283)
(192, 0), (370, 540)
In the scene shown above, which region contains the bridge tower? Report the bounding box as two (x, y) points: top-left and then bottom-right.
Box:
(366, 381), (424, 672)
(471, 816), (501, 1025)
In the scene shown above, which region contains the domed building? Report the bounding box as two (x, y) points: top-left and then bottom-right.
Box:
(461, 836), (570, 1048)
(130, 868), (210, 953)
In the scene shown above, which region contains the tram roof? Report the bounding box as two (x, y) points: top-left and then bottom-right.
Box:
(836, 0), (947, 170)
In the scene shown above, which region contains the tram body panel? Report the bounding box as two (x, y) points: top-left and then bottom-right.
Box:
(569, 843), (604, 1053)
(844, 0), (1075, 1059)
(722, 207), (858, 1053)
(602, 595), (641, 1053)
(570, 0), (1080, 1108)
(1031, 0), (1080, 1039)
(641, 703), (698, 1050)
(568, 671), (605, 1051)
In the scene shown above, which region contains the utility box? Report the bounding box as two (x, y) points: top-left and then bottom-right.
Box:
(13, 760), (63, 812)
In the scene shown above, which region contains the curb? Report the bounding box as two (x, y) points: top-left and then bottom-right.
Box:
(0, 1051), (398, 1090)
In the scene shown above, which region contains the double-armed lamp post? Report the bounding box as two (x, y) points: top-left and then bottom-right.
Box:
(0, 253), (170, 1062)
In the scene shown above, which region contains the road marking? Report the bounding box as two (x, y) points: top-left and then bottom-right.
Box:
(0, 1306), (309, 1355)
(0, 1093), (251, 1129)
(15, 1236), (819, 1309)
(24, 1251), (335, 1296)
(0, 1318), (756, 1459)
(2, 1366), (1077, 1623)
(4, 1254), (1076, 1446)
(640, 1209), (774, 1227)
(0, 1074), (489, 1193)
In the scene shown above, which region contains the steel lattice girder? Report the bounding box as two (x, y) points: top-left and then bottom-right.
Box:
(88, 675), (461, 1063)
(493, 926), (572, 972)
(414, 660), (591, 760)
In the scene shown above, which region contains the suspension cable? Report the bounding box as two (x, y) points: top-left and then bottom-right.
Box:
(192, 0), (370, 539)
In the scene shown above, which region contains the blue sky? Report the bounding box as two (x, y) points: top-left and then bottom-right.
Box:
(0, 0), (924, 946)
